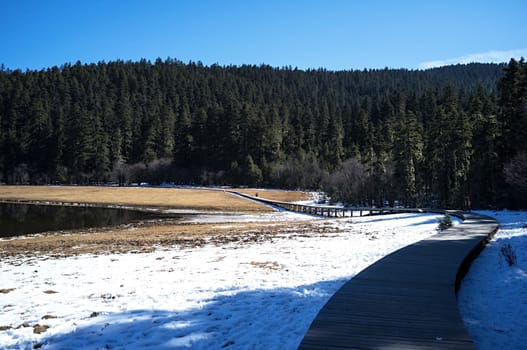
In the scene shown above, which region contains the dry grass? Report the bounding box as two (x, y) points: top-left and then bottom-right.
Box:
(0, 219), (321, 258)
(0, 288), (15, 294)
(0, 186), (310, 210)
(0, 186), (313, 257)
(235, 188), (310, 202)
(0, 186), (279, 211)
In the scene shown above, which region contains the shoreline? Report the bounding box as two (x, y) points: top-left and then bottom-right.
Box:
(0, 186), (315, 258)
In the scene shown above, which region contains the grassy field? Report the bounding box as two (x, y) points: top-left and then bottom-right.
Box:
(234, 188), (311, 202)
(0, 186), (312, 256)
(0, 186), (310, 211)
(0, 218), (321, 257)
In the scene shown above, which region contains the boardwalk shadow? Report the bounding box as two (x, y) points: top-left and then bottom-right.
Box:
(34, 279), (346, 350)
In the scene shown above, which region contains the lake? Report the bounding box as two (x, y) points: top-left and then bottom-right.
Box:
(0, 202), (167, 238)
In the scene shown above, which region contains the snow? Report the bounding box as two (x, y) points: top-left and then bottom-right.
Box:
(175, 209), (321, 224)
(458, 210), (527, 350)
(0, 212), (443, 350)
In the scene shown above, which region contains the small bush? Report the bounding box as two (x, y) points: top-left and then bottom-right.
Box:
(500, 243), (517, 266)
(437, 214), (453, 231)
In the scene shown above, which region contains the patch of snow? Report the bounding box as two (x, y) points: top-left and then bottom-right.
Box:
(1, 213), (442, 349)
(180, 210), (320, 224)
(458, 210), (527, 350)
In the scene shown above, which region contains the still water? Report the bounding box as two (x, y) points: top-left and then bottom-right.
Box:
(0, 203), (165, 238)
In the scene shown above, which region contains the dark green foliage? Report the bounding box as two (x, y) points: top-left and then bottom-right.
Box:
(497, 58), (527, 207)
(437, 214), (453, 231)
(0, 58), (525, 208)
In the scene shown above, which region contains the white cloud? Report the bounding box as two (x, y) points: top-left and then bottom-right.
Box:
(418, 49), (527, 69)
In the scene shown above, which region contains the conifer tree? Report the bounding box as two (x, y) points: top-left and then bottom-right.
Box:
(0, 58), (513, 206)
(392, 111), (423, 206)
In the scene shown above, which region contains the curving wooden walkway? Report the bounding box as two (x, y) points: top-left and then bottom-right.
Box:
(228, 192), (499, 348)
(297, 212), (499, 349)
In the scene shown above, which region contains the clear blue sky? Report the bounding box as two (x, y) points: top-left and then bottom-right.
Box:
(2, 0), (526, 71)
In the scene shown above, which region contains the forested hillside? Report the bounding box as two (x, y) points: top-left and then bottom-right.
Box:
(1, 59), (526, 208)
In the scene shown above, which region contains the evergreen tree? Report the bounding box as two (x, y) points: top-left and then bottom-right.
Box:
(392, 111), (423, 206)
(245, 154), (263, 187)
(0, 58), (518, 207)
(426, 86), (472, 208)
(499, 58), (527, 156)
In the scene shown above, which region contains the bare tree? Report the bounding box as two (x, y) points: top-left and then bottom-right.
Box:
(323, 158), (369, 204)
(504, 151), (527, 194)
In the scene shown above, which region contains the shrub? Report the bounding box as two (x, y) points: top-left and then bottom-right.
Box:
(437, 214), (453, 231)
(500, 243), (517, 266)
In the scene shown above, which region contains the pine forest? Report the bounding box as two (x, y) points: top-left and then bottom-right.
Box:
(1, 58), (526, 209)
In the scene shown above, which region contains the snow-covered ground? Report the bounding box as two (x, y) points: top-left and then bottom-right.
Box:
(175, 209), (321, 224)
(458, 210), (527, 350)
(1, 212), (443, 350)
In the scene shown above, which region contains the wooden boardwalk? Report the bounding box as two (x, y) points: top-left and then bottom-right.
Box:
(230, 191), (416, 218)
(229, 191), (499, 348)
(297, 212), (499, 349)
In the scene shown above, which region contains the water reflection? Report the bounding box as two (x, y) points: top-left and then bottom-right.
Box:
(0, 203), (165, 238)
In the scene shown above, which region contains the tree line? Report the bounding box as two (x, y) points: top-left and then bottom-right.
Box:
(0, 58), (526, 208)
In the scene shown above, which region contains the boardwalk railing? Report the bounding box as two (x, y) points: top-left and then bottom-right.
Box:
(230, 191), (424, 217)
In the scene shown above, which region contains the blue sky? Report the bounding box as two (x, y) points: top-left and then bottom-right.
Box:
(2, 0), (526, 71)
